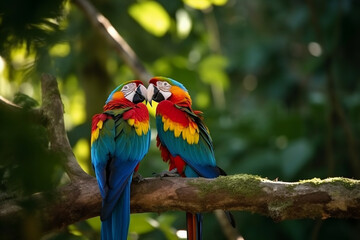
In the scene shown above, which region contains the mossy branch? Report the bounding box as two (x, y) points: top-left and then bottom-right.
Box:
(130, 175), (360, 221)
(1, 75), (360, 237)
(1, 174), (360, 237)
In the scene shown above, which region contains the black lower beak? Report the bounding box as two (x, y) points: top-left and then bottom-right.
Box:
(152, 86), (165, 102)
(133, 86), (145, 104)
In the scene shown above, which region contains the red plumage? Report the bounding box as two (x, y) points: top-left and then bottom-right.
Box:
(157, 100), (191, 126)
(156, 135), (186, 176)
(123, 103), (149, 122)
(91, 113), (111, 132)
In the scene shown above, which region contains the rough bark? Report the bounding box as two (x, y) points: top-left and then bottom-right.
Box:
(0, 1), (359, 236)
(40, 73), (91, 182)
(0, 75), (360, 236)
(1, 175), (359, 236)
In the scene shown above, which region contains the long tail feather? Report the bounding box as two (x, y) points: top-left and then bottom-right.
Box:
(186, 212), (195, 240)
(101, 217), (112, 240)
(101, 179), (131, 240)
(196, 213), (203, 240)
(186, 212), (203, 240)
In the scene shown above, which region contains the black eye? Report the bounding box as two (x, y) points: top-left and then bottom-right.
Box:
(123, 85), (129, 90)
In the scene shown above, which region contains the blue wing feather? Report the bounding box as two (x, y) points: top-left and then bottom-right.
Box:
(91, 108), (150, 239)
(156, 108), (220, 178)
(91, 117), (116, 198)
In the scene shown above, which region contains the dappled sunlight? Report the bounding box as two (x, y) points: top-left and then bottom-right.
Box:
(60, 78), (87, 130)
(0, 56), (5, 72)
(1, 0), (359, 239)
(49, 42), (70, 57)
(69, 92), (86, 125)
(176, 9), (192, 39)
(10, 43), (35, 69)
(0, 57), (15, 98)
(195, 91), (210, 108)
(176, 230), (187, 239)
(19, 82), (34, 97)
(308, 42), (322, 57)
(73, 138), (91, 174)
(183, 0), (228, 10)
(129, 1), (171, 37)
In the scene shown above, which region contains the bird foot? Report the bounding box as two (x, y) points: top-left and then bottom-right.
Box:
(153, 168), (181, 179)
(132, 172), (145, 183)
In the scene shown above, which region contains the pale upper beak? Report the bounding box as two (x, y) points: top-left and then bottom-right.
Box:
(138, 84), (147, 98)
(146, 83), (155, 106)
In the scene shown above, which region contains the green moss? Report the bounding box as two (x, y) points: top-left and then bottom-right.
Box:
(189, 175), (359, 200)
(323, 177), (358, 190)
(299, 178), (323, 186)
(189, 174), (264, 197)
(299, 177), (358, 190)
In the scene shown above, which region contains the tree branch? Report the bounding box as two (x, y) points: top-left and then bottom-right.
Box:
(0, 75), (89, 183)
(0, 96), (43, 124)
(1, 175), (359, 236)
(40, 73), (90, 182)
(0, 95), (22, 111)
(71, 0), (152, 83)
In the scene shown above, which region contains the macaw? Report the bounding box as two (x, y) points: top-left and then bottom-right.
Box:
(91, 80), (150, 240)
(146, 76), (235, 240)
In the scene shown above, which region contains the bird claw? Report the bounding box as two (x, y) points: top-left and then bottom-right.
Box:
(153, 168), (181, 179)
(132, 172), (145, 183)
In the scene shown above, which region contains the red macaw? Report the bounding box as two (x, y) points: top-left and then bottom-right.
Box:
(146, 76), (235, 240)
(91, 80), (150, 240)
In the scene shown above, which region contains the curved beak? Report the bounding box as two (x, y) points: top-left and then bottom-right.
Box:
(133, 84), (147, 104)
(146, 83), (155, 106)
(147, 83), (165, 106)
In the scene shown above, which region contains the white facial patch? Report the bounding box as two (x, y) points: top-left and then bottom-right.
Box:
(122, 82), (137, 102)
(157, 81), (171, 91)
(157, 81), (172, 100)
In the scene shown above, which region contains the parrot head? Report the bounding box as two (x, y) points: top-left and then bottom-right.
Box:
(147, 77), (192, 107)
(106, 80), (147, 105)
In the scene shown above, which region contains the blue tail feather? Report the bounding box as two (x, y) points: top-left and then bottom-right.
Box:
(196, 213), (203, 240)
(101, 178), (131, 240)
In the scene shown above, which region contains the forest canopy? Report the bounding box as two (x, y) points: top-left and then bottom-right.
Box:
(0, 0), (359, 239)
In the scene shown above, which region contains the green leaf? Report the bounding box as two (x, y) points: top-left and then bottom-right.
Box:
(129, 1), (171, 37)
(86, 217), (101, 232)
(176, 9), (192, 39)
(183, 0), (212, 10)
(13, 92), (39, 109)
(198, 54), (229, 89)
(157, 214), (178, 240)
(183, 0), (228, 10)
(211, 0), (228, 6)
(129, 213), (156, 235)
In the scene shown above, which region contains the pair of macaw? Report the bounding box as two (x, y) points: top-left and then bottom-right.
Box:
(91, 77), (234, 240)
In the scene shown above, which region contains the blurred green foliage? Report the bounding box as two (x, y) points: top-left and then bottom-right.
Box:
(1, 0), (360, 239)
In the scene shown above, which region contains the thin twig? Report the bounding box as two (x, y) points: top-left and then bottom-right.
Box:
(72, 0), (152, 83)
(215, 210), (244, 240)
(0, 96), (43, 123)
